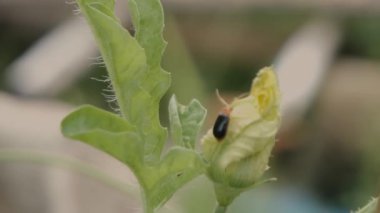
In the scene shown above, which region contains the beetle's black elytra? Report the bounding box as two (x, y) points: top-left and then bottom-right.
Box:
(213, 113), (229, 140)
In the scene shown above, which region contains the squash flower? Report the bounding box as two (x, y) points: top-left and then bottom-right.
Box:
(201, 67), (281, 206)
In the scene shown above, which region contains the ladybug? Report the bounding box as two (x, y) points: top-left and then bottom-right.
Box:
(212, 90), (232, 141)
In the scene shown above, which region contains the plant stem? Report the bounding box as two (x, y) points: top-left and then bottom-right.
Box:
(143, 205), (154, 213)
(141, 187), (154, 213)
(214, 204), (228, 213)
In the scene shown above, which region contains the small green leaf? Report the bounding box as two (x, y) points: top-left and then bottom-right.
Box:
(61, 106), (143, 170)
(168, 96), (184, 147)
(169, 95), (207, 148)
(61, 105), (135, 134)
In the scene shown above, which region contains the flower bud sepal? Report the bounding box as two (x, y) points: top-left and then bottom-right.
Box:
(213, 177), (277, 211)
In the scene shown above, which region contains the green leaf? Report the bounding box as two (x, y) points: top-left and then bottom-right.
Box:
(68, 0), (209, 212)
(128, 0), (167, 68)
(61, 105), (135, 133)
(144, 147), (206, 209)
(169, 95), (207, 148)
(77, 0), (170, 162)
(61, 106), (143, 170)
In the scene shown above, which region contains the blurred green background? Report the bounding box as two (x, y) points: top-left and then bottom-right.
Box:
(0, 0), (380, 212)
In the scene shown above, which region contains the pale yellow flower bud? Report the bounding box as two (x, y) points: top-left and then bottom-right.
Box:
(202, 67), (281, 189)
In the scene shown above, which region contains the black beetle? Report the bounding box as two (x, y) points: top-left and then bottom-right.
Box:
(212, 90), (232, 141)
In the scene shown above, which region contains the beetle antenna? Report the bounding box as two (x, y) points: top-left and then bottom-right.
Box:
(216, 89), (229, 108)
(236, 92), (249, 99)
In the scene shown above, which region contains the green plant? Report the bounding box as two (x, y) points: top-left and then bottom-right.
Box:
(61, 0), (281, 212)
(61, 0), (206, 212)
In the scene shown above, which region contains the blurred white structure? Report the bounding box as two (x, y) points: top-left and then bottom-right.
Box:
(6, 18), (97, 96)
(5, 0), (129, 97)
(0, 92), (140, 213)
(275, 19), (341, 129)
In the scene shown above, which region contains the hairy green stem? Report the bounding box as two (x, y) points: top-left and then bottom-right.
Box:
(214, 204), (228, 213)
(143, 203), (154, 213)
(141, 187), (153, 213)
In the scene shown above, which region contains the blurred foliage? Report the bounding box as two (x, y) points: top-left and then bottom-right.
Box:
(343, 15), (380, 59)
(0, 24), (46, 89)
(172, 9), (310, 92)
